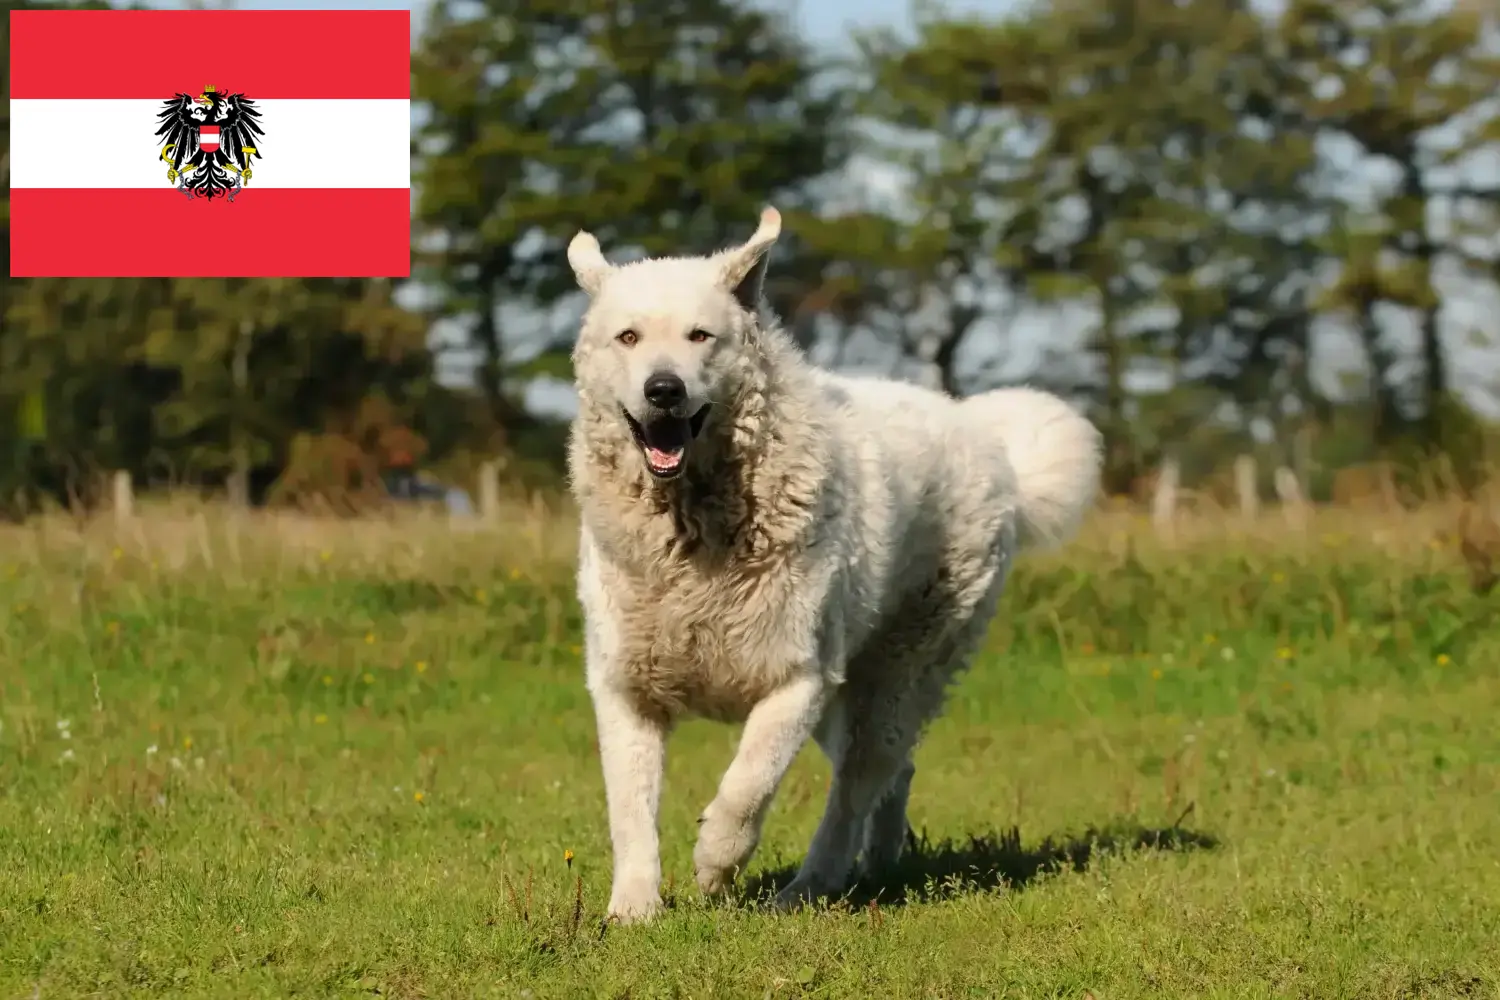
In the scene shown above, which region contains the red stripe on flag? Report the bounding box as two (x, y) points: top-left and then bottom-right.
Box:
(10, 189), (411, 278)
(9, 9), (410, 99)
(201, 126), (221, 136)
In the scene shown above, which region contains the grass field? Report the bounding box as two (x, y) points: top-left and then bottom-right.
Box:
(2, 500), (1498, 998)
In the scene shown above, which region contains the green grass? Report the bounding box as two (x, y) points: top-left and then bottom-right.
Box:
(2, 505), (1498, 998)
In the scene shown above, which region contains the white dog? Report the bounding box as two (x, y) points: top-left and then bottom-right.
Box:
(565, 207), (1103, 922)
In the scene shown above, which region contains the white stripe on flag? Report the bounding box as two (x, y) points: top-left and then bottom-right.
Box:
(10, 99), (411, 189)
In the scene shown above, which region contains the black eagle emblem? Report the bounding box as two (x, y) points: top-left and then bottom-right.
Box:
(155, 84), (265, 202)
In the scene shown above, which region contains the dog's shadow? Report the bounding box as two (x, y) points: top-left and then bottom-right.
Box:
(735, 820), (1219, 910)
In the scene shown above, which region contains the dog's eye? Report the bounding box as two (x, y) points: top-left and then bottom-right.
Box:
(616, 330), (638, 347)
(687, 329), (712, 343)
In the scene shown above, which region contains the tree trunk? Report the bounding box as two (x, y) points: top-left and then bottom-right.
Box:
(1402, 166), (1444, 450)
(1097, 286), (1134, 496)
(228, 320), (252, 508)
(1355, 299), (1405, 453)
(1417, 282), (1444, 450)
(931, 307), (974, 398)
(472, 292), (532, 448)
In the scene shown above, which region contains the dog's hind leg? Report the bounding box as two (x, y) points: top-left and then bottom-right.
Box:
(860, 758), (916, 876)
(777, 694), (918, 908)
(777, 548), (1013, 910)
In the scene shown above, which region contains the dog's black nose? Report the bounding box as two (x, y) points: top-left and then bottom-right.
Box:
(643, 373), (687, 409)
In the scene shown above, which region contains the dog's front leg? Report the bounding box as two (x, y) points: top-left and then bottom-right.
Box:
(591, 680), (668, 923)
(694, 673), (828, 896)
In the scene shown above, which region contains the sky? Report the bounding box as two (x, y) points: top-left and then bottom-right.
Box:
(124, 0), (1002, 47)
(114, 0), (1500, 423)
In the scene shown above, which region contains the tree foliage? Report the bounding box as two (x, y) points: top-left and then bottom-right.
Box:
(5, 0), (1500, 511)
(410, 0), (847, 429)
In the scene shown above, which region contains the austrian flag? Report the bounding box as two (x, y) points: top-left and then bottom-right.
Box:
(9, 9), (412, 278)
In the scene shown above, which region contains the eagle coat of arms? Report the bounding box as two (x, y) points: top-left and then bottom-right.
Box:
(155, 84), (265, 201)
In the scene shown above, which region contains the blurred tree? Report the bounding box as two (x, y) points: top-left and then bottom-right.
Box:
(1281, 0), (1500, 454)
(2, 274), (434, 508)
(149, 277), (433, 498)
(8, 0), (1500, 511)
(2, 278), (173, 507)
(833, 12), (1019, 396)
(853, 0), (1322, 493)
(1133, 0), (1327, 478)
(1, 0), (120, 513)
(411, 0), (847, 436)
(1, 5), (442, 511)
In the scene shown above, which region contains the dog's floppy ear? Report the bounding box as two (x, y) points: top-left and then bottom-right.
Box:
(720, 206), (781, 312)
(567, 230), (613, 297)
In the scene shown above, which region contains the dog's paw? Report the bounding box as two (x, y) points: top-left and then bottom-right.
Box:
(692, 803), (760, 896)
(606, 878), (663, 924)
(693, 863), (738, 897)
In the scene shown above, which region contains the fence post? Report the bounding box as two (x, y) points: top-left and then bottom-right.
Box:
(1152, 456), (1179, 539)
(1234, 455), (1258, 521)
(1378, 462), (1400, 511)
(228, 319), (252, 509)
(112, 471), (134, 526)
(1274, 466), (1308, 530)
(478, 459), (502, 525)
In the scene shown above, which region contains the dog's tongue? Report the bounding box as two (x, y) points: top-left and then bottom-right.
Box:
(642, 417), (688, 473)
(645, 446), (684, 472)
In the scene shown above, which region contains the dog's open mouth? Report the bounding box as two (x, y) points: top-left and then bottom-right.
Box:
(624, 406), (710, 480)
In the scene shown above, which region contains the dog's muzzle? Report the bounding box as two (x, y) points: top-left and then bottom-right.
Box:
(623, 404), (711, 480)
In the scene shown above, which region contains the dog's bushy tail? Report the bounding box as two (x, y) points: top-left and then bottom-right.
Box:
(962, 386), (1104, 551)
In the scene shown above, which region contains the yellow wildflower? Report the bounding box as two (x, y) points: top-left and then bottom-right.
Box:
(1436, 654), (1451, 666)
(415, 660), (428, 674)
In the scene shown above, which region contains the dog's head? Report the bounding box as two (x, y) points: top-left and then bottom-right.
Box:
(567, 207), (781, 481)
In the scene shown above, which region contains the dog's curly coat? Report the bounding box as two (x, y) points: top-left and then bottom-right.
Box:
(565, 207), (1103, 922)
